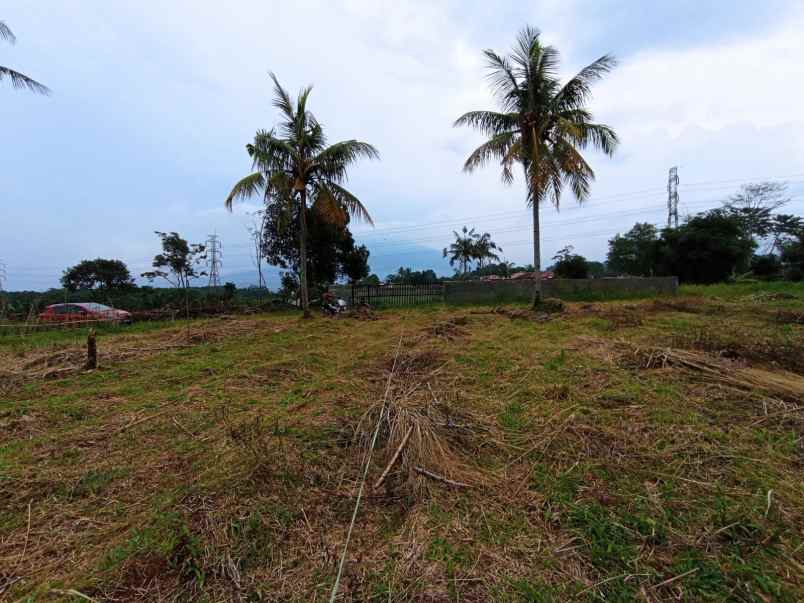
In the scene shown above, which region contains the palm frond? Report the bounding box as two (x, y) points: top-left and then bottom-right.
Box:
(224, 172), (265, 211)
(0, 21), (16, 44)
(249, 130), (296, 171)
(500, 139), (524, 184)
(453, 110), (518, 136)
(581, 123), (618, 156)
(0, 66), (50, 94)
(531, 44), (561, 86)
(315, 140), (379, 181)
(554, 54), (616, 111)
(326, 183), (374, 226)
(269, 72), (294, 120)
(463, 131), (517, 173)
(483, 49), (520, 104)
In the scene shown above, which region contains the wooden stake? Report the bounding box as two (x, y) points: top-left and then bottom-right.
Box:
(85, 328), (97, 370)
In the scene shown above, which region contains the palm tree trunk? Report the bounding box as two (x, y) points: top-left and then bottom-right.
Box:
(530, 132), (542, 307)
(298, 189), (311, 318)
(532, 198), (541, 294)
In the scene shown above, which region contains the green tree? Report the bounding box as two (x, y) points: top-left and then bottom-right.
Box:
(750, 254), (782, 279)
(606, 222), (658, 276)
(769, 214), (803, 254)
(655, 211), (755, 284)
(587, 261), (606, 278)
(386, 268), (439, 285)
(61, 259), (135, 291)
(551, 246), (589, 278)
(258, 199), (371, 292)
(781, 228), (804, 281)
(455, 26), (618, 300)
(443, 226), (478, 274)
(141, 232), (207, 320)
(473, 232), (502, 268)
(1, 21), (49, 94)
(359, 274), (381, 286)
(721, 182), (791, 250)
(340, 243), (370, 284)
(225, 73), (378, 318)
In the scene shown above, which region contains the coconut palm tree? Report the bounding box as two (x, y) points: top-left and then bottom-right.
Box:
(473, 232), (502, 269)
(1, 21), (49, 94)
(455, 26), (618, 300)
(443, 226), (478, 274)
(225, 73), (378, 317)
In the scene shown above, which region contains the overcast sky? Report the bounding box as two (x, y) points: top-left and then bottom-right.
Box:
(3, 0), (804, 290)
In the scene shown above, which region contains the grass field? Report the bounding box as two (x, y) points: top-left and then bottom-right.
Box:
(1, 286), (803, 601)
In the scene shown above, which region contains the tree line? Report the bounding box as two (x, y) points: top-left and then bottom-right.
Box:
(607, 182), (803, 283)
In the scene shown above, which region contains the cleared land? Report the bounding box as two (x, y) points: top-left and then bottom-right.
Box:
(1, 286), (804, 601)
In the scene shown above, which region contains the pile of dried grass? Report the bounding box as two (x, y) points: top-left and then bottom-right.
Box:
(491, 307), (552, 322)
(425, 316), (468, 340)
(353, 344), (494, 496)
(671, 328), (804, 374)
(347, 304), (379, 321)
(628, 345), (804, 401)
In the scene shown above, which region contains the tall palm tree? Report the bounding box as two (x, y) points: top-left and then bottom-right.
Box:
(1, 21), (49, 94)
(443, 226), (478, 274)
(455, 26), (618, 299)
(225, 73), (378, 317)
(473, 232), (502, 269)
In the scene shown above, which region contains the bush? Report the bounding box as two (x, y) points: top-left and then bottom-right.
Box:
(750, 254), (782, 279)
(655, 210), (755, 284)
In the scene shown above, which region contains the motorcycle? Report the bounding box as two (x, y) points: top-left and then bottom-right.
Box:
(322, 297), (348, 316)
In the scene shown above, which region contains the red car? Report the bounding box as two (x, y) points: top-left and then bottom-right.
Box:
(39, 303), (132, 324)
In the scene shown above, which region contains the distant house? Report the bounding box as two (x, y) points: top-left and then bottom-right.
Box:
(509, 271), (554, 280)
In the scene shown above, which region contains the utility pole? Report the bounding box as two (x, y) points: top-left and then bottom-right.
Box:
(206, 234), (223, 287)
(667, 166), (680, 228)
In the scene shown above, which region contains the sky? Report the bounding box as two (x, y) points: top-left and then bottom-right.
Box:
(3, 0), (804, 290)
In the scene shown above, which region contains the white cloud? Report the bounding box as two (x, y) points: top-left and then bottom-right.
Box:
(3, 1), (804, 289)
(595, 9), (804, 138)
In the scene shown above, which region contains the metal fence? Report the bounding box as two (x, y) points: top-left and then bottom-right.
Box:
(349, 283), (443, 307)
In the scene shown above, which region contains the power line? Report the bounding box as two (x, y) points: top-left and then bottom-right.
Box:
(8, 194), (804, 273)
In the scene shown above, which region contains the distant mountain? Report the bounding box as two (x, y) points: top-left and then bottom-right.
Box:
(221, 243), (452, 289)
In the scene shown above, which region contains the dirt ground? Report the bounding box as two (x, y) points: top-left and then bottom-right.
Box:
(1, 295), (803, 601)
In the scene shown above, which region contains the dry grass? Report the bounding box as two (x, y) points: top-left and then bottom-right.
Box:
(1, 294), (803, 601)
(352, 339), (498, 498)
(626, 344), (804, 401)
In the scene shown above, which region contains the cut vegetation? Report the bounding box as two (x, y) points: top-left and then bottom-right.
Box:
(1, 287), (803, 601)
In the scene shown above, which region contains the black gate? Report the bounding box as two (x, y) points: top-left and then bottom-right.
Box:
(350, 283), (443, 307)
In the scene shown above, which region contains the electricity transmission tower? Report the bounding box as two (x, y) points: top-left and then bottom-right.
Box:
(206, 235), (223, 287)
(667, 166), (680, 228)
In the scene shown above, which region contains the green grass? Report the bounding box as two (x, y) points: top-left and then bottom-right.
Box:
(680, 280), (804, 301)
(0, 319), (174, 352)
(1, 293), (802, 601)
